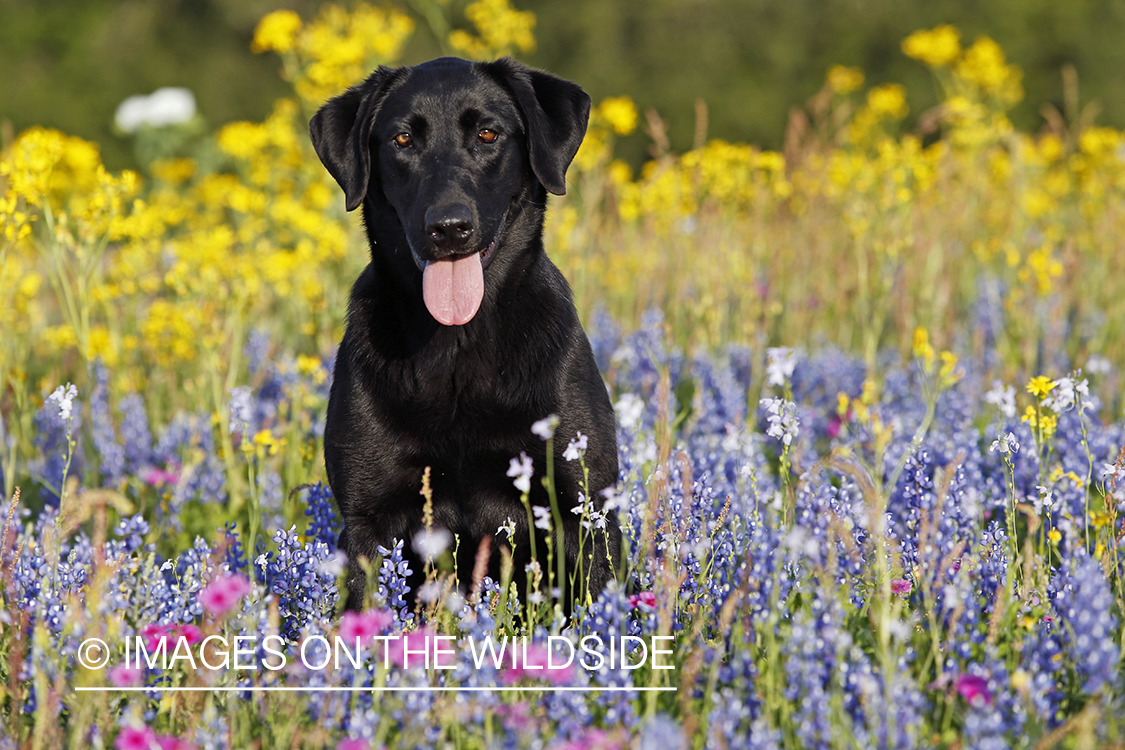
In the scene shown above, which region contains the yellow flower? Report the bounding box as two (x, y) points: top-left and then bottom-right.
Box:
(253, 10), (303, 54)
(866, 84), (908, 120)
(939, 351), (961, 386)
(912, 326), (934, 367)
(251, 428), (286, 456)
(598, 97), (638, 136)
(902, 25), (961, 68)
(955, 36), (1023, 105)
(827, 65), (864, 95)
(449, 0), (536, 59)
(1026, 376), (1056, 399)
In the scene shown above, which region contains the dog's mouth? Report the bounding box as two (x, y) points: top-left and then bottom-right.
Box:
(415, 207), (511, 327)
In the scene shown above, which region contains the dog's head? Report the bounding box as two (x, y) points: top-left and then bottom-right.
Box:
(310, 57), (590, 326)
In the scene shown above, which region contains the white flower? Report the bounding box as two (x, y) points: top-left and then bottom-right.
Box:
(614, 393), (645, 429)
(1034, 485), (1055, 514)
(531, 414), (559, 440)
(989, 432), (1019, 455)
(497, 517), (516, 539)
(1102, 463), (1125, 482)
(228, 386), (253, 436)
(983, 381), (1016, 420)
(507, 452), (533, 493)
(115, 87), (196, 133)
(1086, 355), (1111, 376)
(412, 528), (452, 560)
(47, 383), (78, 421)
(417, 581), (443, 603)
(766, 347), (798, 387)
(317, 550), (347, 577)
(600, 485), (627, 512)
(563, 432), (588, 461)
(532, 505), (552, 530)
(760, 397), (799, 446)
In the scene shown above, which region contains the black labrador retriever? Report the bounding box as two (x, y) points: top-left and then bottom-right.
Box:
(309, 57), (622, 612)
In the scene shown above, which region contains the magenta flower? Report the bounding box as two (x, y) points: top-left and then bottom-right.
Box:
(139, 623), (172, 651)
(550, 729), (615, 750)
(115, 726), (158, 750)
(891, 578), (912, 595)
(108, 664), (144, 688)
(174, 624), (202, 645)
(143, 464), (180, 487)
(336, 740), (370, 750)
(629, 591), (656, 608)
(954, 673), (992, 707)
(501, 643), (574, 686)
(157, 736), (197, 750)
(199, 573), (251, 617)
(386, 628), (440, 669)
(339, 609), (394, 641)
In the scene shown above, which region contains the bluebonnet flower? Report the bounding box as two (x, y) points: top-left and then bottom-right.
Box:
(1057, 555), (1118, 695)
(112, 514), (150, 555)
(118, 393), (154, 475)
(88, 361), (126, 484)
(261, 525), (338, 640)
(303, 482), (339, 548)
(31, 390), (81, 506)
(376, 539), (414, 624)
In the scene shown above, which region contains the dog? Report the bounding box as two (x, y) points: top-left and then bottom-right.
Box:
(309, 57), (622, 613)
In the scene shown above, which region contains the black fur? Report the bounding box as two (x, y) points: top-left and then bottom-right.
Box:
(309, 57), (622, 612)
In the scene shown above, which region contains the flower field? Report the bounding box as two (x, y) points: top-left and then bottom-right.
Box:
(3, 2), (1125, 748)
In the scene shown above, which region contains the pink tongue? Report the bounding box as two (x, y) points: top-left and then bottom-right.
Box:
(422, 253), (484, 326)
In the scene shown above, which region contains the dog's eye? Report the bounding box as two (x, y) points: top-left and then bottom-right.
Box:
(477, 129), (499, 144)
(393, 133), (413, 148)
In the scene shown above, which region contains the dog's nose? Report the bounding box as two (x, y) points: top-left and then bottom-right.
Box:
(425, 204), (475, 251)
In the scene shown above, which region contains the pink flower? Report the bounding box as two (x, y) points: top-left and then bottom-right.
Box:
(383, 628), (459, 670)
(336, 740), (370, 750)
(629, 591), (656, 609)
(495, 702), (533, 732)
(115, 726), (158, 750)
(550, 729), (617, 750)
(338, 609), (394, 642)
(143, 464), (180, 487)
(174, 624), (203, 645)
(199, 573), (251, 617)
(157, 736), (197, 750)
(890, 578), (912, 596)
(501, 643), (574, 686)
(139, 623), (172, 651)
(954, 673), (992, 707)
(108, 664), (144, 688)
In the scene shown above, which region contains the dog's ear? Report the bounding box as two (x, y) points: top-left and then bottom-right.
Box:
(309, 67), (400, 211)
(482, 58), (591, 196)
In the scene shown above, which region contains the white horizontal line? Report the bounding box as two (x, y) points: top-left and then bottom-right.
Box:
(75, 686), (676, 693)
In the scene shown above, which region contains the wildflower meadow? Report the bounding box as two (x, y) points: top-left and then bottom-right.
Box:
(3, 2), (1125, 748)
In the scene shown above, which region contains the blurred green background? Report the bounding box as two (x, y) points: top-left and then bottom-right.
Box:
(3, 0), (1124, 168)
